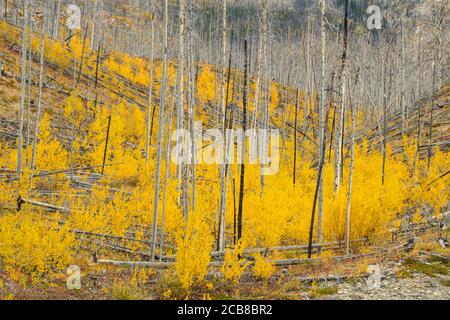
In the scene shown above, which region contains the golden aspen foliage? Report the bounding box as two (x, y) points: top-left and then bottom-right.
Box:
(269, 82), (279, 113)
(197, 65), (217, 104)
(43, 35), (71, 69)
(221, 243), (249, 284)
(1, 115), (68, 173)
(0, 179), (17, 208)
(175, 211), (214, 290)
(0, 21), (19, 45)
(64, 92), (86, 129)
(68, 180), (133, 236)
(0, 142), (15, 169)
(33, 114), (68, 172)
(69, 34), (91, 61)
(253, 253), (275, 281)
(410, 148), (449, 215)
(0, 212), (74, 281)
(104, 52), (136, 85)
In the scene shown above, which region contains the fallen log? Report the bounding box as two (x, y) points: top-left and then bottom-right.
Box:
(294, 269), (397, 283)
(96, 243), (405, 269)
(160, 238), (370, 261)
(73, 229), (174, 249)
(18, 197), (71, 213)
(96, 259), (173, 269)
(77, 237), (154, 260)
(296, 274), (363, 283)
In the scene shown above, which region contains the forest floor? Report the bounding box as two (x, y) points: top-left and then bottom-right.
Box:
(327, 271), (449, 300)
(0, 230), (448, 300)
(322, 259), (449, 300)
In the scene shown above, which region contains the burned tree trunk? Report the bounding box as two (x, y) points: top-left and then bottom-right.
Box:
(237, 38), (249, 243)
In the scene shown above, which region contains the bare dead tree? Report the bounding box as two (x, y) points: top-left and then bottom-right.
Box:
(381, 48), (388, 186)
(25, 0), (33, 166)
(258, 2), (268, 194)
(151, 0), (169, 261)
(346, 72), (358, 255)
(308, 98), (330, 259)
(237, 38), (249, 243)
(427, 58), (436, 173)
(145, 5), (155, 165)
(90, 0), (98, 51)
(293, 89), (299, 185)
(16, 0), (28, 177)
(159, 94), (175, 261)
(317, 0), (327, 246)
(187, 5), (198, 212)
(30, 10), (46, 181)
(176, 0), (189, 219)
(3, 0), (7, 20)
(334, 0), (349, 192)
(101, 115), (112, 176)
(52, 0), (60, 40)
(93, 39), (102, 110)
(217, 0), (227, 252)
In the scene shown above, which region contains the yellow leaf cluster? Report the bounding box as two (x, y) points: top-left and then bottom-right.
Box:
(253, 253), (275, 281)
(0, 212), (75, 280)
(221, 242), (248, 284)
(175, 211), (214, 290)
